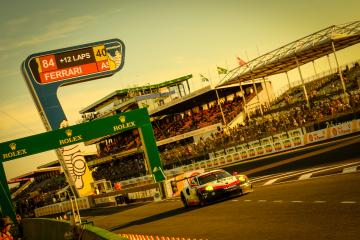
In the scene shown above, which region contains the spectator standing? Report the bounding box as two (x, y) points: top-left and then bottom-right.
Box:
(14, 214), (23, 240)
(0, 216), (14, 240)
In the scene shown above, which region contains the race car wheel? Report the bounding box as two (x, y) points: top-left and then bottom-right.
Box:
(181, 193), (188, 208)
(198, 194), (206, 207)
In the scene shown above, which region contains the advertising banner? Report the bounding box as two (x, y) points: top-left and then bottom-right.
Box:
(212, 158), (220, 167)
(240, 150), (248, 160)
(260, 136), (273, 145)
(194, 162), (200, 170)
(304, 129), (327, 144)
(226, 154), (233, 164)
(225, 147), (236, 154)
(352, 119), (360, 132)
(263, 143), (275, 154)
(327, 121), (352, 138)
(187, 164), (194, 171)
(235, 143), (248, 152)
(288, 128), (303, 138)
(219, 156), (226, 165)
(282, 138), (293, 149)
(248, 140), (260, 148)
(273, 132), (288, 142)
(291, 135), (304, 148)
(273, 141), (284, 151)
(255, 145), (265, 156)
(248, 148), (256, 158)
(215, 150), (226, 157)
(232, 152), (241, 162)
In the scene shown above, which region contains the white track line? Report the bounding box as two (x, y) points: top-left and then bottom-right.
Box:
(298, 173), (313, 180)
(342, 165), (358, 174)
(263, 178), (279, 185)
(340, 201), (357, 204)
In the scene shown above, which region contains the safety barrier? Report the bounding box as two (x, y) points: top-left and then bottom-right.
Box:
(35, 197), (93, 217)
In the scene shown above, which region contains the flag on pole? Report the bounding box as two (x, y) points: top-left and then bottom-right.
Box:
(217, 66), (228, 75)
(237, 56), (247, 66)
(200, 74), (209, 82)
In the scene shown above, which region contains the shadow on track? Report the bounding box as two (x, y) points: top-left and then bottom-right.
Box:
(80, 203), (149, 217)
(108, 206), (196, 231)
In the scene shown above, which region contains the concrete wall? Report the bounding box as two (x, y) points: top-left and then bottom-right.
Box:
(22, 218), (127, 240)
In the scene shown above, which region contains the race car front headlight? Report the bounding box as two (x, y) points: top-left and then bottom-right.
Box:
(205, 185), (214, 191)
(238, 176), (247, 183)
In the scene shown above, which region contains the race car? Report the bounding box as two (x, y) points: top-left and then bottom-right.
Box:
(180, 169), (252, 207)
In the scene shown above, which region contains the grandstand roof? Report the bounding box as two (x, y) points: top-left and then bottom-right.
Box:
(149, 82), (260, 117)
(37, 160), (60, 168)
(9, 166), (61, 181)
(7, 178), (31, 184)
(217, 21), (360, 87)
(80, 74), (192, 113)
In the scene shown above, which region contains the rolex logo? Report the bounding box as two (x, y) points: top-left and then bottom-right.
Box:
(119, 115), (126, 123)
(3, 142), (27, 160)
(65, 129), (73, 137)
(9, 143), (16, 151)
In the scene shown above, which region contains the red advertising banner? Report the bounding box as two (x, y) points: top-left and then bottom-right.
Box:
(39, 63), (98, 83)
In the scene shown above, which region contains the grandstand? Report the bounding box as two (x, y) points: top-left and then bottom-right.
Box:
(78, 74), (269, 181)
(8, 163), (66, 217)
(10, 21), (360, 215)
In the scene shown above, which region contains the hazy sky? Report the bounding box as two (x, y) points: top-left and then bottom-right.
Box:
(1, 0), (359, 180)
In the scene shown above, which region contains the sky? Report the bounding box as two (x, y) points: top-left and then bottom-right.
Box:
(0, 0), (359, 181)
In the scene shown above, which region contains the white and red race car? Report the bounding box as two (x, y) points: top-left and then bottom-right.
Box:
(180, 169), (252, 207)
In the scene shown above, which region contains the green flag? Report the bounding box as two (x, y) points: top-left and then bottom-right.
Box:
(217, 66), (228, 75)
(200, 74), (209, 82)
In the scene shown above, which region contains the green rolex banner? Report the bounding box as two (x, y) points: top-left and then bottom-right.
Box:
(217, 66), (228, 75)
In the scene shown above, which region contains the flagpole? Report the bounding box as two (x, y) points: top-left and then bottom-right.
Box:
(250, 71), (264, 116)
(243, 51), (263, 116)
(216, 67), (228, 131)
(201, 74), (207, 88)
(236, 56), (251, 121)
